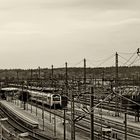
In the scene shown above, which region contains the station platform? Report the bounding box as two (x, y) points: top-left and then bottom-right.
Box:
(0, 100), (39, 126)
(0, 100), (89, 140)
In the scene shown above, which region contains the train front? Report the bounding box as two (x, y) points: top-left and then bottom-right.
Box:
(51, 94), (61, 109)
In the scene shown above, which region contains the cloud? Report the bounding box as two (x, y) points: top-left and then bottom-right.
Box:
(0, 0), (140, 68)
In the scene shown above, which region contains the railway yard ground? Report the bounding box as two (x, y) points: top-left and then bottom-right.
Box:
(0, 100), (90, 140)
(1, 98), (140, 140)
(1, 83), (140, 140)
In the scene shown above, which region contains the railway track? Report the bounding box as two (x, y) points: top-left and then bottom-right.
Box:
(42, 103), (140, 140)
(0, 104), (57, 140)
(1, 99), (140, 140)
(78, 98), (136, 116)
(1, 85), (139, 139)
(74, 109), (140, 140)
(33, 103), (111, 140)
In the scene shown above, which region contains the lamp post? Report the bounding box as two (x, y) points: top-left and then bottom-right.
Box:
(0, 118), (8, 140)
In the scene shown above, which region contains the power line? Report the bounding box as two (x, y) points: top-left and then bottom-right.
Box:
(95, 54), (115, 67)
(128, 55), (139, 67)
(118, 52), (136, 55)
(86, 59), (96, 67)
(69, 59), (84, 67)
(118, 61), (126, 66)
(123, 50), (137, 66)
(118, 54), (128, 62)
(87, 54), (115, 67)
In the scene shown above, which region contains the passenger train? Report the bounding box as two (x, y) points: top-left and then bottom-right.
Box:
(29, 90), (62, 108)
(2, 84), (68, 108)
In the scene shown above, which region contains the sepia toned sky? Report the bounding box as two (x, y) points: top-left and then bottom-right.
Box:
(0, 0), (140, 68)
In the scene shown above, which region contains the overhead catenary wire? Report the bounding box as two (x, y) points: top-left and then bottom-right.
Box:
(133, 55), (140, 65)
(113, 91), (140, 107)
(89, 90), (140, 114)
(128, 55), (139, 67)
(50, 59), (84, 69)
(118, 61), (126, 66)
(123, 50), (137, 66)
(118, 54), (129, 62)
(87, 57), (114, 64)
(95, 54), (115, 67)
(68, 59), (84, 68)
(87, 54), (115, 68)
(118, 52), (136, 55)
(118, 49), (140, 67)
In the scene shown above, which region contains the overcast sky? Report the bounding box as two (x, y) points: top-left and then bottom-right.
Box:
(0, 0), (140, 69)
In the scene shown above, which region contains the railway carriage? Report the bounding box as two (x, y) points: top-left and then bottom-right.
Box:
(5, 85), (68, 108)
(29, 91), (62, 108)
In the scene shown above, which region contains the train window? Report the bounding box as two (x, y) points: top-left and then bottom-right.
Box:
(53, 98), (60, 101)
(112, 133), (117, 139)
(48, 97), (51, 101)
(53, 95), (60, 101)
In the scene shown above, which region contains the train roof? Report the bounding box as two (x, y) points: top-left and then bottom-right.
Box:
(46, 93), (60, 97)
(29, 90), (61, 97)
(1, 87), (18, 91)
(28, 90), (48, 97)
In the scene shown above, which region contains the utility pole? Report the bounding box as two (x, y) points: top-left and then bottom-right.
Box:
(84, 58), (87, 107)
(102, 70), (104, 87)
(21, 81), (24, 109)
(53, 103), (56, 137)
(115, 52), (119, 117)
(16, 70), (19, 105)
(38, 66), (41, 79)
(84, 58), (86, 91)
(115, 52), (118, 87)
(16, 71), (19, 85)
(63, 62), (68, 140)
(52, 69), (56, 137)
(38, 66), (41, 87)
(78, 77), (81, 95)
(71, 90), (75, 140)
(63, 108), (67, 140)
(90, 87), (94, 140)
(65, 62), (68, 97)
(100, 99), (103, 140)
(26, 81), (29, 111)
(30, 69), (33, 113)
(41, 69), (44, 129)
(36, 96), (38, 116)
(124, 112), (127, 140)
(42, 92), (45, 131)
(35, 67), (40, 116)
(31, 69), (33, 81)
(50, 65), (54, 123)
(51, 65), (54, 87)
